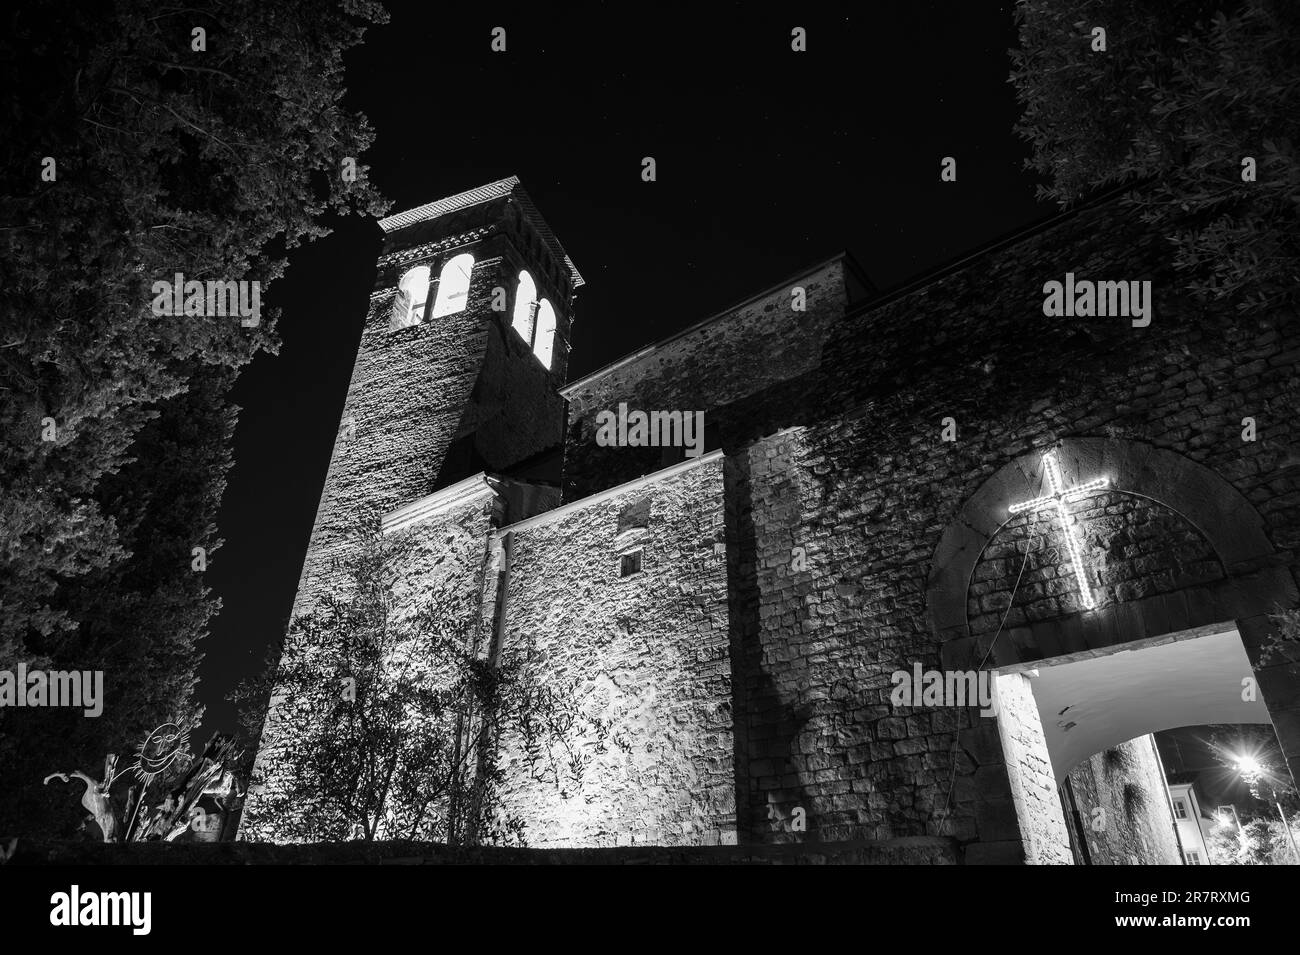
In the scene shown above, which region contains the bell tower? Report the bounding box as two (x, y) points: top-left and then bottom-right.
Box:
(292, 175), (583, 611)
(244, 179), (583, 834)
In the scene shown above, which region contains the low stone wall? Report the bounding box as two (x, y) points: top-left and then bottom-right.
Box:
(8, 836), (962, 865)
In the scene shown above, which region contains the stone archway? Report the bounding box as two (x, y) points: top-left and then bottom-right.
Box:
(928, 438), (1283, 646)
(924, 438), (1300, 863)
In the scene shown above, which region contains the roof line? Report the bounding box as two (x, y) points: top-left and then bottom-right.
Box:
(379, 176), (521, 233)
(843, 178), (1143, 320)
(560, 251), (859, 397)
(559, 181), (1146, 399)
(379, 176), (584, 288)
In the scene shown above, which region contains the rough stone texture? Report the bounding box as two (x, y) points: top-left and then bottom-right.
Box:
(562, 259), (853, 501)
(968, 491), (1223, 635)
(288, 234), (570, 618)
(1065, 734), (1183, 865)
(247, 194), (578, 827)
(493, 455), (734, 847)
(248, 180), (1300, 863)
(933, 440), (1293, 669)
(386, 494), (498, 627)
(552, 195), (1299, 859)
(991, 672), (1073, 865)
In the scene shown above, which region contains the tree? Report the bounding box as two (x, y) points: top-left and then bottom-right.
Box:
(237, 526), (614, 845)
(0, 0), (388, 835)
(1203, 723), (1300, 863)
(1260, 606), (1300, 667)
(1205, 814), (1249, 865)
(0, 371), (234, 832)
(1207, 814), (1299, 865)
(1010, 0), (1300, 311)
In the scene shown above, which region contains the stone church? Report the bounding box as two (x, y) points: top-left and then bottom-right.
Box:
(245, 176), (1300, 863)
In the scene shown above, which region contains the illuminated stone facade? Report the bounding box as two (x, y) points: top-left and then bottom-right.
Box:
(247, 177), (1300, 862)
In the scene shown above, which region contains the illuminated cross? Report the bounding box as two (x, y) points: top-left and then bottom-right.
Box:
(1008, 450), (1110, 609)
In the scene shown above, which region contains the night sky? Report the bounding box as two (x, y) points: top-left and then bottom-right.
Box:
(197, 3), (1048, 736)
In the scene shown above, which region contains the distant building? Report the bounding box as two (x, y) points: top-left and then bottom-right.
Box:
(1167, 773), (1215, 865)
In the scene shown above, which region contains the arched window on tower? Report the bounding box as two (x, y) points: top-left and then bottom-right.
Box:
(533, 299), (557, 369)
(512, 269), (537, 344)
(431, 252), (474, 318)
(392, 265), (430, 329)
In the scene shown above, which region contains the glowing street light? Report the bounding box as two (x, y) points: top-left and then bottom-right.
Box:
(1216, 806), (1241, 828)
(1234, 755), (1264, 783)
(1231, 752), (1300, 864)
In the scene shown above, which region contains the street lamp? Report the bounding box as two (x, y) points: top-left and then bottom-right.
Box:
(1234, 755), (1264, 784)
(1232, 754), (1300, 864)
(1216, 805), (1242, 829)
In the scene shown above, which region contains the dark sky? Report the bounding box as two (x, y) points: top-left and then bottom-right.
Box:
(197, 2), (1049, 736)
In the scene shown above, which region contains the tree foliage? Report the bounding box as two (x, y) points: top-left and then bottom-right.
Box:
(1201, 722), (1300, 863)
(1206, 813), (1299, 864)
(1010, 0), (1300, 311)
(1, 372), (235, 832)
(0, 0), (388, 835)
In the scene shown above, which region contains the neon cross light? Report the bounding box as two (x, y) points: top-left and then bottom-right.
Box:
(1008, 450), (1110, 610)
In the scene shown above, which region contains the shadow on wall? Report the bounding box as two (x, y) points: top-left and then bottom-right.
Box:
(724, 453), (816, 843)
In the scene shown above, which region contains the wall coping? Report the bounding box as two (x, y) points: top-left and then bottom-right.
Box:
(380, 473), (497, 535)
(493, 449), (726, 538)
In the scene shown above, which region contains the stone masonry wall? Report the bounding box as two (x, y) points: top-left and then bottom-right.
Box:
(726, 427), (912, 844)
(289, 260), (494, 613)
(385, 495), (497, 633)
(562, 258), (849, 501)
(244, 277), (491, 827)
(991, 671), (1073, 864)
(968, 491), (1224, 638)
(557, 194), (1300, 860)
(492, 455), (734, 847)
(763, 203), (1296, 855)
(247, 217), (574, 835)
(465, 299), (566, 476)
(1067, 734), (1183, 865)
(251, 181), (1300, 860)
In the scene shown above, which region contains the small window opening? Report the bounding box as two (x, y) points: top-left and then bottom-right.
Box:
(619, 549), (643, 577)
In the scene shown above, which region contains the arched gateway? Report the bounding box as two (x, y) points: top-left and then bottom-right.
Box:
(926, 438), (1300, 864)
